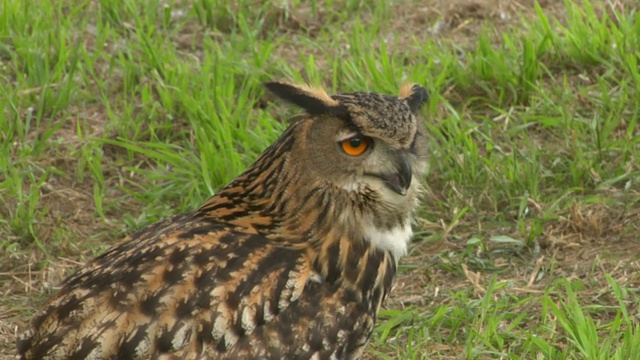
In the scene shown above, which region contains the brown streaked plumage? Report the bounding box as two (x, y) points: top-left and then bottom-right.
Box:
(18, 81), (429, 359)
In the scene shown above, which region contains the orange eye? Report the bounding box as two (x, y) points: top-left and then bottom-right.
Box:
(340, 136), (370, 156)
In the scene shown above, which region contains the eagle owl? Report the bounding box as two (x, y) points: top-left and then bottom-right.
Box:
(18, 81), (429, 359)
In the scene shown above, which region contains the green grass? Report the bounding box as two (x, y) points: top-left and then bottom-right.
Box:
(1, 0), (640, 358)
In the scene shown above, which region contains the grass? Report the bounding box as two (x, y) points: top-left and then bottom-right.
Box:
(1, 0), (640, 358)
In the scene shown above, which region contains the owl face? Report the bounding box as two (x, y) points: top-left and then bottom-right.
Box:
(266, 82), (428, 211)
(302, 113), (426, 201)
(263, 82), (429, 260)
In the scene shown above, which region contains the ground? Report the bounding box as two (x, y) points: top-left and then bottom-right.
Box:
(1, 0), (640, 358)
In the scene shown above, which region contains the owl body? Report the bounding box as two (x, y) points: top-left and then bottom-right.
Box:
(18, 81), (429, 359)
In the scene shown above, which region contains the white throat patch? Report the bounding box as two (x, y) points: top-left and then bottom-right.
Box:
(362, 221), (412, 261)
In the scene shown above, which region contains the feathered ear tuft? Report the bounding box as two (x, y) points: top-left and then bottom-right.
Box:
(264, 82), (341, 115)
(399, 83), (429, 113)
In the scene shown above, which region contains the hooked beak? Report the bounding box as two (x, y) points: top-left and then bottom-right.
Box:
(376, 152), (413, 196)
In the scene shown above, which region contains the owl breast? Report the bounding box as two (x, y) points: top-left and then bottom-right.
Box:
(362, 221), (412, 261)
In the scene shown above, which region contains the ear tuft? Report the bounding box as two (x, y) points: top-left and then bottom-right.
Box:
(264, 82), (340, 115)
(399, 83), (429, 113)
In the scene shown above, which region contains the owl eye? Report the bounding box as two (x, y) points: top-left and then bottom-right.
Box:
(340, 135), (371, 156)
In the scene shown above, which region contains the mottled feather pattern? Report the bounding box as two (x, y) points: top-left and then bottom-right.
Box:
(18, 81), (429, 359)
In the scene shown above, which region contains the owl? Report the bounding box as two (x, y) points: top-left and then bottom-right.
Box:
(17, 80), (429, 359)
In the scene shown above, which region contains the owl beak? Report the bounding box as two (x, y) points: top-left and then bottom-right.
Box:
(382, 152), (412, 196)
